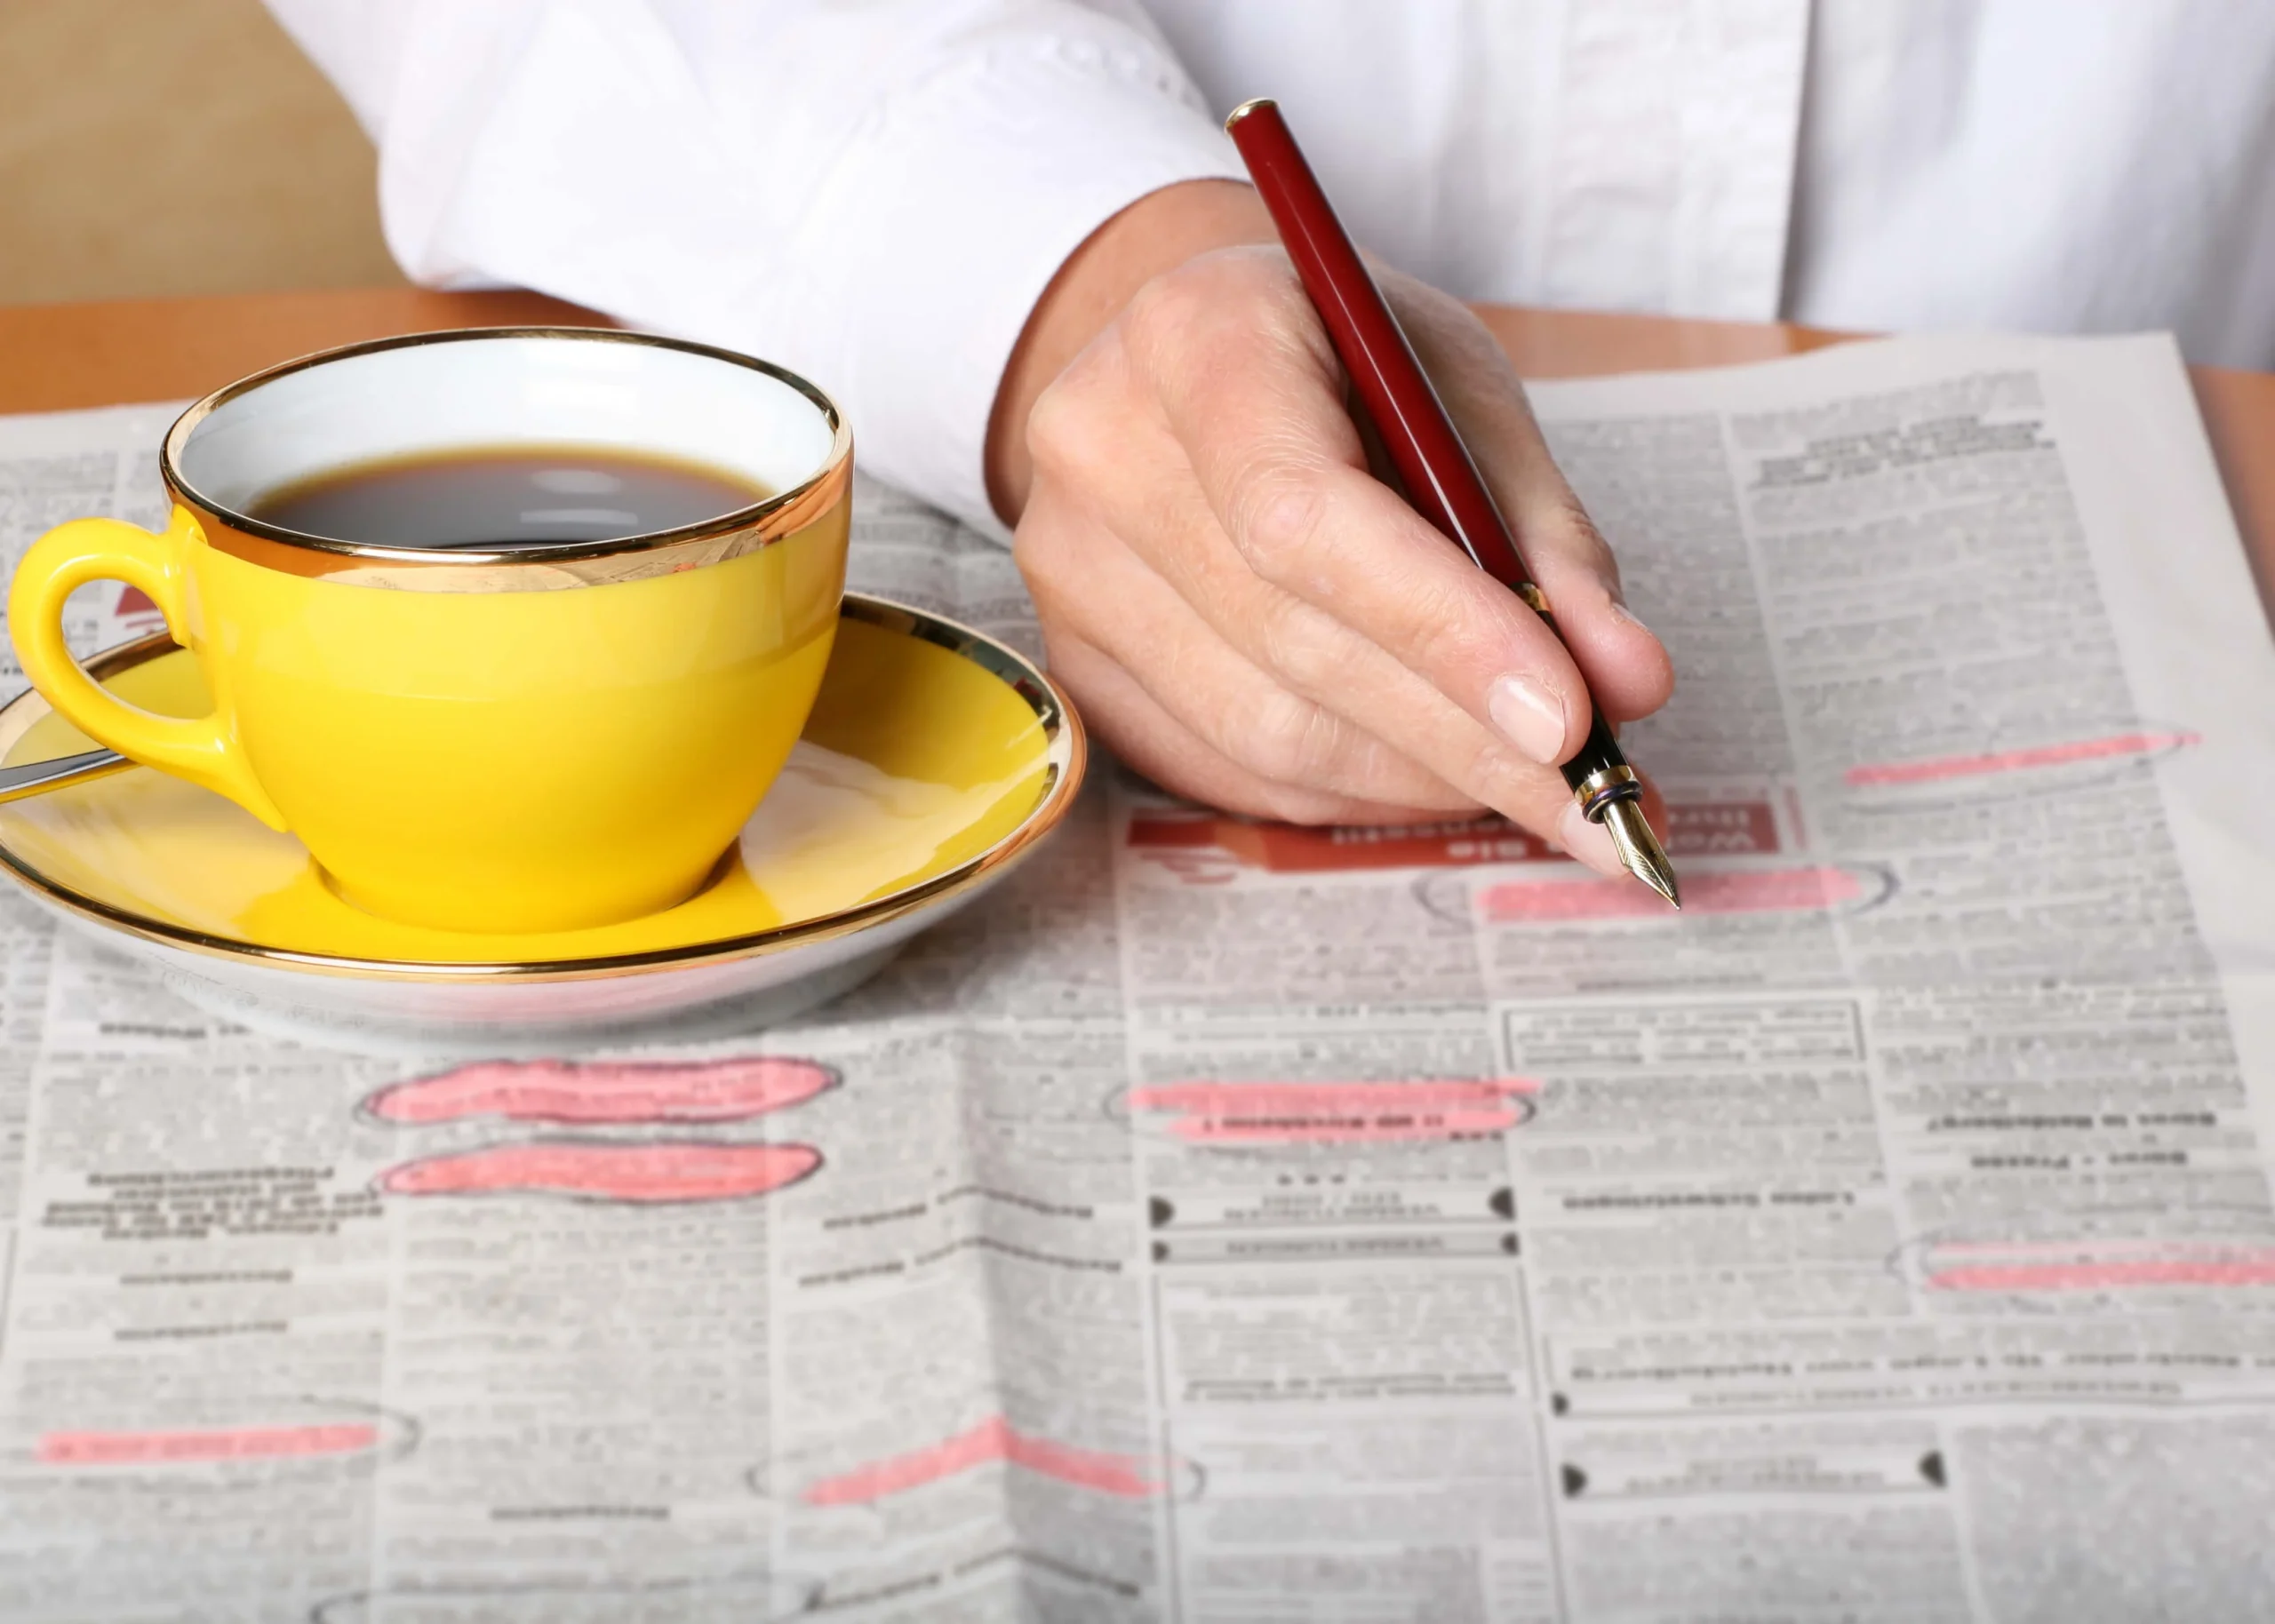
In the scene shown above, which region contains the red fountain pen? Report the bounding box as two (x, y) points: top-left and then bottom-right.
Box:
(1225, 97), (1679, 908)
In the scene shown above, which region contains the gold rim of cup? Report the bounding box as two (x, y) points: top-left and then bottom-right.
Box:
(163, 326), (857, 594)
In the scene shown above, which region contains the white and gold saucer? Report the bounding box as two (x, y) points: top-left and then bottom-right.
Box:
(0, 595), (1082, 1054)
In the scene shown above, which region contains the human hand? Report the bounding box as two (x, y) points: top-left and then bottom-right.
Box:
(986, 182), (1674, 874)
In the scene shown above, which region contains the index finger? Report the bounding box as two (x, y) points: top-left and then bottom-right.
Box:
(1127, 252), (1598, 768)
(1385, 273), (1675, 723)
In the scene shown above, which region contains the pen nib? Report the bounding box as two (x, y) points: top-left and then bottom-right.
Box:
(1597, 800), (1680, 910)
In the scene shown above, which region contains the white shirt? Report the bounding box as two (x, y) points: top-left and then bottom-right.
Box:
(269, 0), (2275, 538)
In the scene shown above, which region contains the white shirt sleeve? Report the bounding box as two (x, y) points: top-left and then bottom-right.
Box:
(265, 0), (1247, 537)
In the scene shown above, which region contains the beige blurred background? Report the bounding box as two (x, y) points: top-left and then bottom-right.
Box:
(0, 0), (406, 305)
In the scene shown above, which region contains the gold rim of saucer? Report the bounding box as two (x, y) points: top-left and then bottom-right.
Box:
(162, 327), (856, 590)
(0, 595), (1086, 984)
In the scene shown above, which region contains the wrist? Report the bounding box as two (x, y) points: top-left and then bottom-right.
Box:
(985, 179), (1277, 523)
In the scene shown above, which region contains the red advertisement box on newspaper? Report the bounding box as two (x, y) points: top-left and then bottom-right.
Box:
(1127, 800), (1779, 876)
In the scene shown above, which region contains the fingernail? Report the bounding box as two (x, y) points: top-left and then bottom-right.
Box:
(1486, 673), (1567, 765)
(1608, 600), (1653, 637)
(1557, 801), (1628, 880)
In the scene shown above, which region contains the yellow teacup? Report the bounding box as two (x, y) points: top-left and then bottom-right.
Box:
(8, 328), (851, 934)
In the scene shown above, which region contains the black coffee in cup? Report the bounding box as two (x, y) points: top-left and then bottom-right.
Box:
(249, 447), (771, 549)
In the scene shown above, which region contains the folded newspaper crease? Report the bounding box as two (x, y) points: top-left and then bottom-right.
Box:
(0, 332), (2270, 1620)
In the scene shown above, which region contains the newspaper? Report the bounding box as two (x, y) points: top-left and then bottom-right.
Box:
(0, 330), (2271, 1621)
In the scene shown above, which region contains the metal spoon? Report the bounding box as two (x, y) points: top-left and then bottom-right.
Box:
(0, 747), (132, 804)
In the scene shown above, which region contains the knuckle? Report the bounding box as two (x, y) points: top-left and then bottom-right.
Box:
(1234, 475), (1330, 580)
(1023, 373), (1106, 485)
(1253, 597), (1342, 695)
(1401, 573), (1498, 675)
(1021, 383), (1077, 475)
(1236, 686), (1327, 785)
(1121, 270), (1209, 362)
(1128, 252), (1329, 384)
(1463, 730), (1545, 807)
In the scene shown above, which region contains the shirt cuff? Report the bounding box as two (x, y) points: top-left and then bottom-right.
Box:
(774, 41), (1247, 539)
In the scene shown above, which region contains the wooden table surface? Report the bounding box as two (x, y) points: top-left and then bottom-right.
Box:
(2, 286), (2269, 612)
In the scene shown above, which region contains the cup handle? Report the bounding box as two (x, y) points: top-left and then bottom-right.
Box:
(7, 505), (286, 829)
